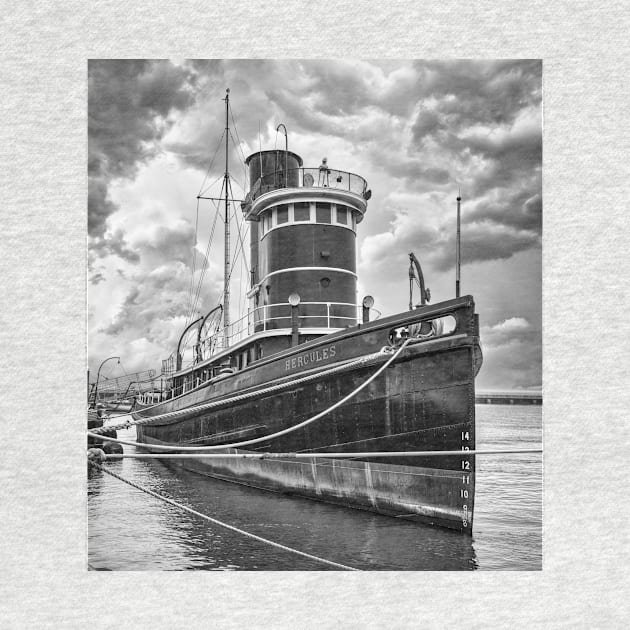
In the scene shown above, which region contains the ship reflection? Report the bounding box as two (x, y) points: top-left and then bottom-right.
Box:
(136, 458), (478, 570)
(89, 406), (541, 571)
(354, 517), (478, 570)
(88, 425), (479, 570)
(89, 457), (480, 569)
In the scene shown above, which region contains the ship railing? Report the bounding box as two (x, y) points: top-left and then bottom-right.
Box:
(170, 301), (382, 377)
(215, 301), (381, 349)
(138, 391), (166, 405)
(249, 167), (368, 202)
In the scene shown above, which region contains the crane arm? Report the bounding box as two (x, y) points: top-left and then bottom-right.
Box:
(408, 252), (430, 308)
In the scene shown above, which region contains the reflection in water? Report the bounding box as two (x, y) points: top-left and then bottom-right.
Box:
(88, 406), (541, 570)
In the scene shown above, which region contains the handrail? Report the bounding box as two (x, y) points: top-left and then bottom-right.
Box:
(163, 297), (474, 386)
(173, 301), (382, 374)
(227, 301), (379, 345)
(249, 167), (368, 202)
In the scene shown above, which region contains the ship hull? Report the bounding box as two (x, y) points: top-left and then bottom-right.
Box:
(142, 440), (471, 530)
(135, 298), (479, 532)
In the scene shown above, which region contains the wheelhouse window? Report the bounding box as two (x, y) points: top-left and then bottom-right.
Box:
(316, 202), (331, 223)
(262, 212), (271, 234)
(260, 201), (357, 237)
(294, 201), (310, 222)
(276, 204), (288, 224)
(335, 205), (348, 225)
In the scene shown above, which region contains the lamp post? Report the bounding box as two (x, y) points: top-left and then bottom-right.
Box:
(362, 295), (374, 324)
(288, 292), (300, 347)
(91, 355), (120, 408)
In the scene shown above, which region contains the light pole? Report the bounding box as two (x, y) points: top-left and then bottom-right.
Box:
(288, 292), (300, 347)
(91, 355), (120, 408)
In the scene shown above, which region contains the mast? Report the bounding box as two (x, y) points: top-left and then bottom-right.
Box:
(456, 190), (461, 298)
(223, 88), (231, 342)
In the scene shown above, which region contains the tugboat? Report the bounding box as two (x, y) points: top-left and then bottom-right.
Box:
(131, 90), (482, 532)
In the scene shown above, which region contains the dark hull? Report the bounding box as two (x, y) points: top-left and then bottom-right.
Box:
(135, 297), (479, 532)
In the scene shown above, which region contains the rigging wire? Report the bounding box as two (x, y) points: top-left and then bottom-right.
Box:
(237, 243), (244, 324)
(239, 226), (249, 317)
(199, 173), (226, 198)
(186, 197), (201, 323)
(190, 208), (220, 323)
(229, 102), (249, 164)
(185, 127), (228, 327)
(185, 98), (251, 344)
(227, 222), (248, 286)
(197, 131), (226, 197)
(230, 227), (249, 285)
(227, 177), (251, 278)
(229, 101), (251, 185)
(241, 243), (247, 319)
(228, 129), (248, 192)
(187, 193), (222, 327)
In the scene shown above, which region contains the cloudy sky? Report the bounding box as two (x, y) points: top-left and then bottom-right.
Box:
(88, 59), (542, 391)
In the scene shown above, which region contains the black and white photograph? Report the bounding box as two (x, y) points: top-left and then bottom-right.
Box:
(87, 59), (542, 571)
(3, 1), (630, 626)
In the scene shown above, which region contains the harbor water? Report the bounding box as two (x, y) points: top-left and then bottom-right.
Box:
(88, 405), (542, 570)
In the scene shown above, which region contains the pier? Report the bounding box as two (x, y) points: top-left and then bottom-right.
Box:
(476, 390), (542, 405)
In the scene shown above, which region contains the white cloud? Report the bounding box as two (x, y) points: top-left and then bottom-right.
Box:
(88, 59), (542, 389)
(482, 317), (532, 345)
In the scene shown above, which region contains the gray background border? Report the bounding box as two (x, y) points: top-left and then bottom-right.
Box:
(1, 1), (628, 627)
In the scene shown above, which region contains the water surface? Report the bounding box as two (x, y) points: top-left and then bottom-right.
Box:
(88, 405), (542, 570)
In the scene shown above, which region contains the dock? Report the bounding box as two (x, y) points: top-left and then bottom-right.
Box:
(476, 390), (542, 405)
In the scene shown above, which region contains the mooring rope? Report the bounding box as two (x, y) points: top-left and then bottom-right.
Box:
(100, 448), (543, 460)
(88, 459), (359, 571)
(90, 344), (403, 435)
(88, 340), (411, 451)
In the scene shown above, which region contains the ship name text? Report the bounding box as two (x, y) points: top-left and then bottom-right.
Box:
(285, 345), (336, 371)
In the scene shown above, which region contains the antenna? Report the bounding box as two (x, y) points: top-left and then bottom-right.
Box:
(456, 187), (461, 298)
(223, 88), (231, 342)
(258, 120), (263, 176)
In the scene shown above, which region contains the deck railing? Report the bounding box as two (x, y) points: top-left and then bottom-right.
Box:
(194, 301), (381, 359)
(249, 167), (368, 202)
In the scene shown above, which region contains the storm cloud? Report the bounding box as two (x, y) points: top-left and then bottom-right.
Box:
(88, 59), (542, 388)
(479, 317), (541, 389)
(88, 60), (196, 247)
